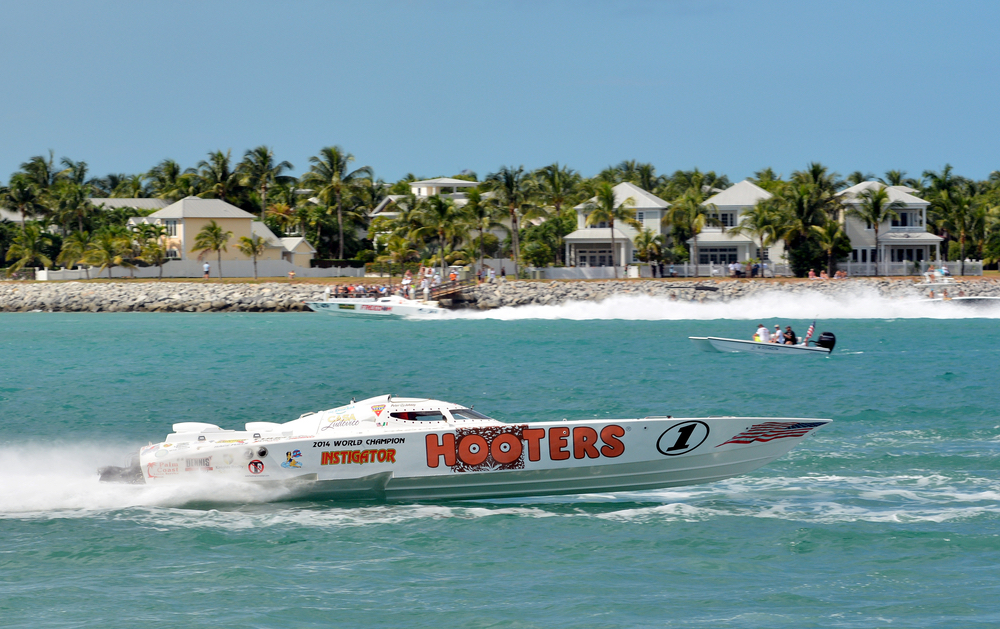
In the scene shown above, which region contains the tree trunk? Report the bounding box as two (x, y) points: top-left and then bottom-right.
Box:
(610, 219), (618, 279)
(510, 208), (519, 279)
(691, 234), (698, 278)
(217, 250), (223, 278)
(337, 193), (344, 260)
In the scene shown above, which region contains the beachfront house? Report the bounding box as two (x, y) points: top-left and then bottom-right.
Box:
(370, 177), (482, 222)
(564, 182), (670, 267)
(836, 181), (943, 275)
(128, 196), (312, 265)
(689, 179), (784, 270)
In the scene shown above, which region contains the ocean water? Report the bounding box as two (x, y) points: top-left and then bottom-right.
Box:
(2, 292), (999, 628)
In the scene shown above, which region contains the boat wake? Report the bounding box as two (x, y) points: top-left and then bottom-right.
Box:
(3, 444), (996, 527)
(444, 290), (1000, 321)
(0, 443), (300, 517)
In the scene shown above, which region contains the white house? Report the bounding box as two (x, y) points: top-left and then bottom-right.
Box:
(689, 179), (784, 265)
(564, 182), (670, 267)
(837, 181), (943, 271)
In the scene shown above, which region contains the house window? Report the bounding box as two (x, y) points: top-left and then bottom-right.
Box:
(165, 220), (178, 236)
(636, 212), (644, 222)
(852, 249), (858, 262)
(756, 248), (770, 261)
(631, 250), (639, 262)
(861, 249), (867, 263)
(698, 247), (737, 264)
(166, 248), (179, 259)
(865, 220), (873, 230)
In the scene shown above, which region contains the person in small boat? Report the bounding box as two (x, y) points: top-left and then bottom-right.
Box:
(771, 324), (782, 342)
(783, 325), (797, 345)
(754, 324), (770, 343)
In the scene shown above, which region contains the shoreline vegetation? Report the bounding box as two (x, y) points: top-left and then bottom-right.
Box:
(0, 276), (996, 313)
(2, 150), (999, 281)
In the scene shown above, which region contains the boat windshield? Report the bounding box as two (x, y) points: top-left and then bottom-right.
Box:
(390, 411), (446, 421)
(450, 408), (490, 420)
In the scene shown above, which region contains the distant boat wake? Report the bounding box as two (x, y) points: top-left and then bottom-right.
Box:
(443, 290), (1000, 321)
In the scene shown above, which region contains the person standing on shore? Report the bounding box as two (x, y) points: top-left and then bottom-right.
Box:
(203, 262), (210, 279)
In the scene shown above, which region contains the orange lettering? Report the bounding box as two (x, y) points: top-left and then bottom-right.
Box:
(321, 452), (334, 465)
(573, 426), (601, 459)
(458, 434), (489, 466)
(600, 425), (626, 457)
(549, 427), (570, 460)
(376, 449), (386, 463)
(386, 448), (396, 463)
(523, 428), (545, 461)
(490, 433), (522, 464)
(425, 434), (456, 468)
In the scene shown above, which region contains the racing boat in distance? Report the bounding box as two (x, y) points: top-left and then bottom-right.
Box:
(98, 395), (831, 501)
(306, 294), (446, 317)
(690, 332), (836, 355)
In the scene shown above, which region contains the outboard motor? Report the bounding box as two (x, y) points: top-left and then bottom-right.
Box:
(816, 332), (836, 352)
(98, 453), (145, 484)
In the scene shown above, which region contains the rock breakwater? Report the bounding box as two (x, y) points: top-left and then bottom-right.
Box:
(463, 278), (1000, 309)
(0, 282), (323, 312)
(1, 277), (997, 313)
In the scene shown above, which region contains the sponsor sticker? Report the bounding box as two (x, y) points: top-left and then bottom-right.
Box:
(248, 460), (265, 474)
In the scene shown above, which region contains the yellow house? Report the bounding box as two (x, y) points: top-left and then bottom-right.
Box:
(139, 197), (285, 262)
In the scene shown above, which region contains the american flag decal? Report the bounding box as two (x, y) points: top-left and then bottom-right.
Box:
(717, 422), (826, 446)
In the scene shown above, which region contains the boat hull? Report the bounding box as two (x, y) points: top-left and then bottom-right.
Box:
(306, 297), (445, 317)
(690, 336), (831, 355)
(132, 414), (830, 501)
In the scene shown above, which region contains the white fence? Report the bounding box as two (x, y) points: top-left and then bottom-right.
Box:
(842, 260), (982, 277)
(36, 259), (365, 281)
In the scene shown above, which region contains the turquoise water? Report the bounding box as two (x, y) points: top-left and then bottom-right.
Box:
(2, 299), (999, 628)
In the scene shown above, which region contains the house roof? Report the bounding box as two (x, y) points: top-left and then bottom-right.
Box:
(877, 231), (943, 244)
(564, 228), (634, 243)
(703, 179), (772, 207)
(574, 182), (669, 211)
(149, 196), (257, 219)
(837, 181), (928, 206)
(410, 177), (479, 187)
(90, 198), (169, 210)
(251, 221), (285, 248)
(280, 237), (317, 253)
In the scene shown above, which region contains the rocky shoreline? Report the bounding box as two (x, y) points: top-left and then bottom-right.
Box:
(0, 277), (996, 313)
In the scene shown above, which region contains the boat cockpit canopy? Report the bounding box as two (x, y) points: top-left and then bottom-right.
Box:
(389, 408), (491, 421)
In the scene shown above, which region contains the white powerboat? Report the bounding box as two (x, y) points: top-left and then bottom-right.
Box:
(99, 395), (831, 501)
(306, 294), (446, 317)
(690, 332), (836, 355)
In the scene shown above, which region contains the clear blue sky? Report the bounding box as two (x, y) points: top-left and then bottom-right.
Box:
(3, 0), (998, 184)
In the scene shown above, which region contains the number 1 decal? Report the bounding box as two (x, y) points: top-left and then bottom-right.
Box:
(656, 421), (709, 456)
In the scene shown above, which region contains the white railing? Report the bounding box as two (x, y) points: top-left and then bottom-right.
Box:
(842, 260), (982, 277)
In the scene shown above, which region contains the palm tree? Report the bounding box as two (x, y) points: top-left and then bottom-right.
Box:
(191, 220), (233, 277)
(937, 191), (979, 276)
(81, 230), (130, 279)
(18, 151), (62, 192)
(583, 182), (640, 278)
(6, 223), (53, 274)
(147, 159), (187, 200)
(237, 234), (268, 280)
(238, 146), (294, 221)
(140, 239), (170, 279)
(52, 181), (93, 234)
(846, 186), (905, 275)
(663, 191), (714, 276)
(300, 146), (373, 260)
(465, 188), (507, 271)
(633, 228), (665, 262)
(729, 201), (782, 272)
(376, 234), (418, 280)
(415, 195), (469, 278)
(812, 220), (850, 276)
(1, 175), (48, 228)
(197, 150), (242, 204)
(486, 165), (537, 278)
(57, 231), (94, 278)
(792, 162), (844, 194)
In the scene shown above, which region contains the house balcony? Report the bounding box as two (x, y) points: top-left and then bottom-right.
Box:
(887, 226), (926, 233)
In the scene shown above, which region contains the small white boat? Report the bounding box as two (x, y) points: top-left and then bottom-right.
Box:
(98, 394), (830, 501)
(306, 294), (446, 317)
(690, 333), (835, 355)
